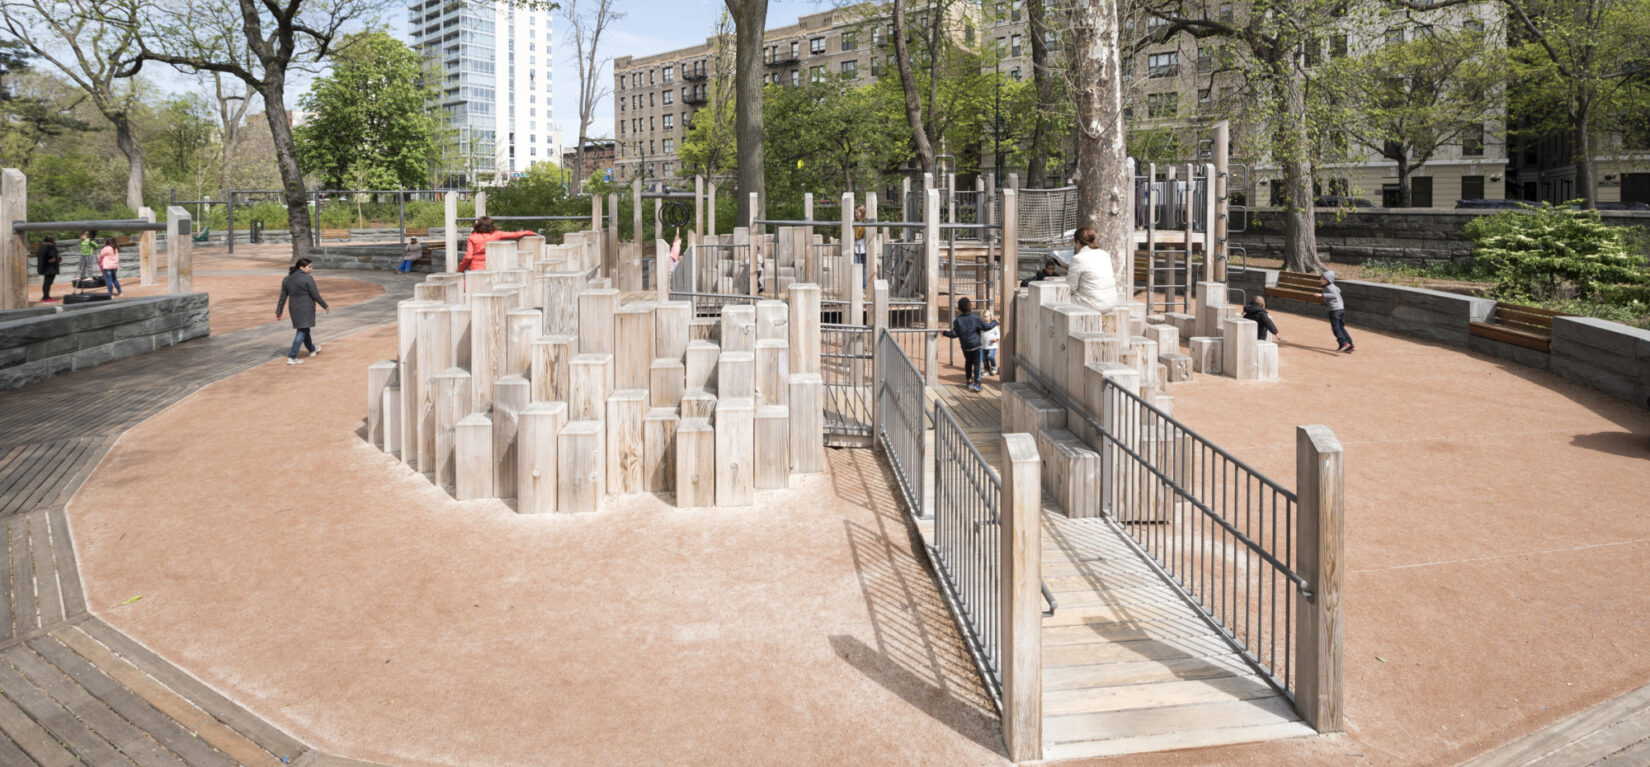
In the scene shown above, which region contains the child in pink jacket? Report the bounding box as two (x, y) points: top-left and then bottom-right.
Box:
(98, 237), (121, 297)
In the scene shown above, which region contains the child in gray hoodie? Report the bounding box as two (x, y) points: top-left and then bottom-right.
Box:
(1321, 270), (1354, 352)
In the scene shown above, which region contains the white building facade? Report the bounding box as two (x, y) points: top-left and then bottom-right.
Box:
(409, 0), (556, 184)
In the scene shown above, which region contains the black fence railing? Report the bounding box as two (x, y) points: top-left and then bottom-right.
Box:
(876, 328), (926, 518)
(1014, 353), (1306, 703)
(930, 398), (1004, 707)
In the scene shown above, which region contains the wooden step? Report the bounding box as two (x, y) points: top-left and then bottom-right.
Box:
(1043, 694), (1305, 745)
(1044, 718), (1316, 760)
(1044, 672), (1280, 717)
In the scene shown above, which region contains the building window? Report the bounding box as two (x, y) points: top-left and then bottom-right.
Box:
(1011, 34), (1021, 57)
(790, 41), (799, 59)
(663, 89), (674, 105)
(1385, 27), (1404, 45)
(649, 69), (655, 84)
(663, 66), (674, 83)
(649, 140), (655, 153)
(764, 46), (773, 64)
(1148, 52), (1178, 78)
(663, 139), (674, 153)
(1011, 67), (1022, 81)
(663, 114), (674, 129)
(1219, 3), (1233, 22)
(964, 23), (974, 46)
(1461, 175), (1485, 200)
(1147, 91), (1179, 118)
(1198, 47), (1212, 73)
(1124, 97), (1134, 120)
(650, 117), (655, 131)
(1011, 0), (1023, 21)
(811, 37), (826, 55)
(843, 31), (857, 51)
(1198, 88), (1211, 107)
(1146, 15), (1168, 40)
(1330, 34), (1348, 58)
(1462, 123), (1485, 156)
(1121, 55), (1133, 79)
(810, 65), (825, 82)
(791, 69), (800, 85)
(842, 60), (857, 75)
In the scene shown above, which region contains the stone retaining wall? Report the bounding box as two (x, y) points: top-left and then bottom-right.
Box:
(1230, 208), (1650, 266)
(1231, 268), (1650, 408)
(0, 293), (210, 390)
(308, 244), (440, 273)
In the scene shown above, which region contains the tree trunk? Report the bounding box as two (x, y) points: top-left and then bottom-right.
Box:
(726, 0), (767, 221)
(891, 0), (935, 179)
(1574, 95), (1595, 208)
(1395, 154), (1411, 208)
(113, 118), (145, 212)
(1275, 66), (1323, 274)
(573, 141), (585, 195)
(1025, 0), (1052, 188)
(1071, 0), (1131, 264)
(262, 76), (312, 262)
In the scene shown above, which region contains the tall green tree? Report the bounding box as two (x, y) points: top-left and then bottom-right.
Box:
(762, 76), (908, 203)
(1329, 25), (1503, 207)
(296, 31), (442, 191)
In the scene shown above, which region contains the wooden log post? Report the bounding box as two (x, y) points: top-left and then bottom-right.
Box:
(1000, 432), (1043, 762)
(443, 192), (459, 273)
(1295, 425), (1345, 733)
(720, 304), (756, 353)
(469, 291), (509, 412)
(530, 334), (575, 402)
(367, 360), (397, 448)
(717, 351), (755, 400)
(788, 283), (821, 375)
(866, 191), (881, 291)
(754, 340), (789, 407)
(137, 206), (158, 286)
(577, 288), (620, 355)
(382, 385), (400, 454)
(517, 401), (568, 514)
(543, 272), (584, 335)
(606, 390), (648, 495)
(675, 418), (715, 507)
(643, 407), (679, 493)
(416, 304), (455, 472)
(649, 359), (686, 409)
(1001, 188), (1019, 380)
(747, 193), (759, 296)
(520, 234), (545, 267)
(788, 373), (825, 473)
(398, 300), (429, 467)
(755, 405), (790, 490)
(558, 420), (606, 513)
(615, 303), (657, 394)
(506, 309), (542, 377)
(165, 206), (193, 294)
(486, 240), (518, 271)
(432, 367), (472, 492)
(455, 414), (495, 500)
(755, 300), (787, 342)
(680, 390), (717, 420)
(707, 182), (717, 237)
(0, 169), (24, 310)
(655, 301), (692, 361)
(569, 353), (614, 421)
(684, 340), (720, 391)
(841, 191), (856, 320)
(606, 193), (620, 275)
(714, 397), (755, 507)
(492, 375), (531, 499)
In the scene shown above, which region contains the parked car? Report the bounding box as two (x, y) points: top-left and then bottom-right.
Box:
(1455, 199), (1530, 210)
(1596, 201), (1650, 211)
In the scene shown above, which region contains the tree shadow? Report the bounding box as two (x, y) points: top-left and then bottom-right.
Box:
(826, 448), (1005, 756)
(1569, 430), (1650, 460)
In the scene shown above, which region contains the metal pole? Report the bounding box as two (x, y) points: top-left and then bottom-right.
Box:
(1213, 120), (1231, 284)
(398, 190), (407, 246)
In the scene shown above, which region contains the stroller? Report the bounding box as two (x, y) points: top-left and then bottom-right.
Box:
(63, 244), (109, 304)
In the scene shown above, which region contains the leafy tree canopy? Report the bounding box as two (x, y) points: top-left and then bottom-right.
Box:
(296, 31), (442, 190)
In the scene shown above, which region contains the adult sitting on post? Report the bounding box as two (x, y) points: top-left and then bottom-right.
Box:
(457, 216), (537, 272)
(1065, 227), (1119, 314)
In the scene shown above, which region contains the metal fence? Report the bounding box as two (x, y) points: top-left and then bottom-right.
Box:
(1003, 347), (1307, 702)
(930, 398), (1003, 704)
(876, 328), (926, 518)
(820, 323), (874, 440)
(1096, 379), (1304, 700)
(668, 290), (759, 318)
(690, 242), (751, 295)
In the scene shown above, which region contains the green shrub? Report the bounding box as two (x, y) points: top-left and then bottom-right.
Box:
(1464, 201), (1650, 303)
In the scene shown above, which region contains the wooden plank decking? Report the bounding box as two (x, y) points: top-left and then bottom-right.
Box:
(916, 371), (1313, 759)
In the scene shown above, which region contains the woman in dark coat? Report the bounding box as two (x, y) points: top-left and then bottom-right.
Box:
(275, 258), (329, 365)
(36, 235), (61, 303)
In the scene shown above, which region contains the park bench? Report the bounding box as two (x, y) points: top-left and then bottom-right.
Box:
(114, 235), (136, 249)
(404, 227), (430, 238)
(1265, 270), (1324, 304)
(320, 228), (352, 241)
(1469, 302), (1565, 352)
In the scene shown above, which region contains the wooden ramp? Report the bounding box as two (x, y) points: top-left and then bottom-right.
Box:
(918, 373), (1312, 760)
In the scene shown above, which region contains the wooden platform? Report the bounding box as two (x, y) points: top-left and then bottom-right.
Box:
(915, 368), (1312, 759)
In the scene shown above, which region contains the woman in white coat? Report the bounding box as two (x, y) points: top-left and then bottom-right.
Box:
(1064, 227), (1119, 314)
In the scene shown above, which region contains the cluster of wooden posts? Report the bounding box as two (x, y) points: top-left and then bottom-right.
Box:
(1000, 276), (1283, 519)
(362, 234), (829, 511)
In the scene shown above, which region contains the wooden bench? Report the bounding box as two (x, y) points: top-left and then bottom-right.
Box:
(114, 235), (136, 249)
(1265, 271), (1324, 304)
(320, 228), (352, 241)
(1469, 302), (1565, 352)
(404, 227), (430, 238)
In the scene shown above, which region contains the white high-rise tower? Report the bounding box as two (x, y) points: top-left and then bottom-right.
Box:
(410, 0), (555, 184)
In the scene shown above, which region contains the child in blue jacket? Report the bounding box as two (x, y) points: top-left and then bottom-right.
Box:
(942, 297), (998, 392)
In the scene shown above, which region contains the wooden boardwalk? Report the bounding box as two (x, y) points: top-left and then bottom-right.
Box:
(0, 269), (411, 766)
(919, 372), (1313, 759)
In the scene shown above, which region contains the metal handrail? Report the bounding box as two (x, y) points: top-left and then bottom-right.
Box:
(1010, 355), (1306, 589)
